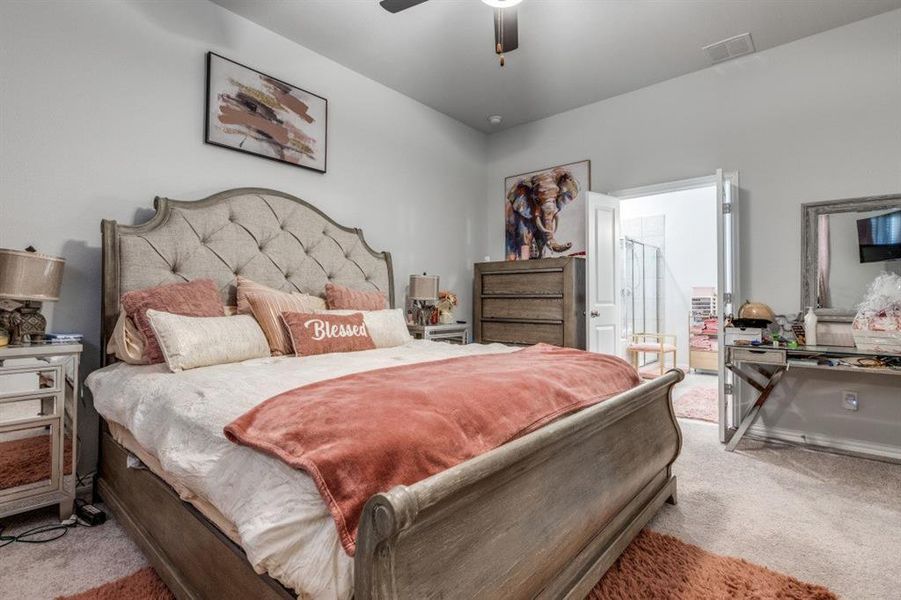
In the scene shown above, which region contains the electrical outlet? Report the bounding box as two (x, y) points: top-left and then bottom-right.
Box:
(842, 391), (859, 411)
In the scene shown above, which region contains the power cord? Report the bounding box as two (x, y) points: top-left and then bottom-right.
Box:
(0, 500), (100, 549)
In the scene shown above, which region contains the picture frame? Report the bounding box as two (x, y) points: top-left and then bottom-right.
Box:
(205, 52), (328, 173)
(504, 159), (591, 261)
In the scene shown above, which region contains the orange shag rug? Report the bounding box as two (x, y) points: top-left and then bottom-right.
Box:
(56, 530), (836, 600)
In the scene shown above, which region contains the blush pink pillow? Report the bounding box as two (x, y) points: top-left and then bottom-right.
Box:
(120, 279), (225, 364)
(281, 312), (376, 357)
(325, 282), (387, 311)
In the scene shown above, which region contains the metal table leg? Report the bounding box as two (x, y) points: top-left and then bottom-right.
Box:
(725, 365), (786, 452)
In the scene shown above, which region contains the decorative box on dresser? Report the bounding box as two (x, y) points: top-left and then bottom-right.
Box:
(473, 257), (586, 348)
(0, 342), (81, 520)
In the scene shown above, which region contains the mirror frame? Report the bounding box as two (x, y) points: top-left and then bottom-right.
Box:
(801, 194), (901, 322)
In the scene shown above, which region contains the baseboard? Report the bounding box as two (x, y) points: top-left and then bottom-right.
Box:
(745, 424), (901, 464)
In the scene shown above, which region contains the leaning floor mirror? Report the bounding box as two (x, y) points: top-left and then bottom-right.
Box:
(801, 194), (901, 325)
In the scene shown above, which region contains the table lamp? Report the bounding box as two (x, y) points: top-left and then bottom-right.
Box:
(409, 273), (439, 326)
(0, 247), (65, 345)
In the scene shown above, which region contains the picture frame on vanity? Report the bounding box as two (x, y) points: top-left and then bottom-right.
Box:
(205, 52), (328, 173)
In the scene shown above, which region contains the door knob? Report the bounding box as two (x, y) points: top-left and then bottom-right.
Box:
(590, 309), (601, 318)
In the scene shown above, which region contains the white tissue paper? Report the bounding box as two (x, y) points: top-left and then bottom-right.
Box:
(852, 272), (901, 351)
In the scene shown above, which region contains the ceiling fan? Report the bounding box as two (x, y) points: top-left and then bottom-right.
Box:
(379, 0), (521, 66)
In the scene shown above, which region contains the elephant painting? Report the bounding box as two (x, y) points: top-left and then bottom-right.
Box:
(505, 165), (584, 260)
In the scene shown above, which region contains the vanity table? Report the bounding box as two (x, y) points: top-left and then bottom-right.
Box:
(725, 343), (901, 452)
(0, 342), (81, 519)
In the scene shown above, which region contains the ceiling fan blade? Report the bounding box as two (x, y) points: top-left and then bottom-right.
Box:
(379, 0), (430, 13)
(494, 7), (519, 53)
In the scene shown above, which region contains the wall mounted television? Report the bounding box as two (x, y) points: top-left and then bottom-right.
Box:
(857, 209), (901, 263)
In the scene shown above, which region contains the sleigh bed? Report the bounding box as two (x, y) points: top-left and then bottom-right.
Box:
(94, 187), (683, 599)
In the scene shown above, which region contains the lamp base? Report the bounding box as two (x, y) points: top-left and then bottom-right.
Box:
(412, 300), (435, 326)
(0, 302), (47, 345)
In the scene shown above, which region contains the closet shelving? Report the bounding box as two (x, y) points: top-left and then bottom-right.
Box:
(689, 288), (718, 372)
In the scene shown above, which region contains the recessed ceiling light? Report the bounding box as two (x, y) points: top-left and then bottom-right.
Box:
(482, 0), (522, 7)
(487, 115), (503, 125)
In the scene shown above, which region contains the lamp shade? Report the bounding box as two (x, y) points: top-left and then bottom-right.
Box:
(0, 248), (65, 302)
(409, 274), (439, 301)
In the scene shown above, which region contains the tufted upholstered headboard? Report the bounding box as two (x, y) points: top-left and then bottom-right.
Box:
(101, 188), (393, 364)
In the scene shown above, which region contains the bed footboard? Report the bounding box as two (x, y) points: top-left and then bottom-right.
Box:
(354, 369), (684, 600)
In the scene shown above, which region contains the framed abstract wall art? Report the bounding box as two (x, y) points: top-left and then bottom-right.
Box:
(205, 52), (327, 173)
(505, 159), (590, 260)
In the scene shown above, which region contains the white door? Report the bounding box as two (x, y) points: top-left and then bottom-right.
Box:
(716, 170), (740, 443)
(586, 192), (623, 356)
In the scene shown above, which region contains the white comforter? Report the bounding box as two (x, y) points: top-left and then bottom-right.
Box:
(86, 340), (513, 599)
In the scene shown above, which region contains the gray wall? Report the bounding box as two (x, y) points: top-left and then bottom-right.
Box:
(476, 10), (901, 457)
(0, 0), (488, 473)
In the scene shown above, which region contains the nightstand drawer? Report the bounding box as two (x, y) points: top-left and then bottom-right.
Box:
(0, 396), (59, 425)
(0, 363), (63, 401)
(730, 347), (786, 366)
(0, 421), (60, 498)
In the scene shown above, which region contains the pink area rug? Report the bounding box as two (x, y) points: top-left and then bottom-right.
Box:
(673, 385), (719, 423)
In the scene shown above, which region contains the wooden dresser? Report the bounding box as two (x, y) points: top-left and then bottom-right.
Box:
(473, 258), (586, 349)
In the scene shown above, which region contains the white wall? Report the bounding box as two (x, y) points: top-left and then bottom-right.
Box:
(477, 10), (901, 456)
(621, 187), (718, 363)
(0, 0), (488, 473)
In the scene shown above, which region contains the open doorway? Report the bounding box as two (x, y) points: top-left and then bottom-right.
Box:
(620, 181), (719, 423)
(614, 179), (720, 425)
(586, 171), (739, 439)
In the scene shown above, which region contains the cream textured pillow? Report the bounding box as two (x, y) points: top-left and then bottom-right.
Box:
(235, 276), (326, 315)
(146, 310), (270, 372)
(319, 309), (412, 349)
(108, 306), (240, 365)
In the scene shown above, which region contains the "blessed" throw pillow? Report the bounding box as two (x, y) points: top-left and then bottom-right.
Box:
(281, 311), (376, 357)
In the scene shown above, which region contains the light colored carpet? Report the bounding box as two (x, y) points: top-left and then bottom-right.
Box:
(0, 504), (148, 600)
(2, 420), (898, 599)
(649, 420), (901, 600)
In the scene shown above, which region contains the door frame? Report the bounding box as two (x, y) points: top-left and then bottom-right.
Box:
(609, 174), (718, 201)
(608, 173), (740, 442)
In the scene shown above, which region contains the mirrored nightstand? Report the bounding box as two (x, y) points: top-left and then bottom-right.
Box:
(0, 342), (81, 520)
(407, 323), (469, 345)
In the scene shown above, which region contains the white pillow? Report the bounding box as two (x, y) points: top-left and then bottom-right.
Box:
(318, 308), (412, 348)
(147, 310), (271, 372)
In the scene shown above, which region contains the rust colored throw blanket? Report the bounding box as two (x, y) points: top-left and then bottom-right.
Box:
(225, 344), (640, 555)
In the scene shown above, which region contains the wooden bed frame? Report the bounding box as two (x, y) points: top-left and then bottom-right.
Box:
(97, 188), (683, 599)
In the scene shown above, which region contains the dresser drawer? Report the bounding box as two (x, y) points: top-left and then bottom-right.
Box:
(481, 270), (563, 296)
(481, 321), (563, 346)
(482, 297), (563, 321)
(730, 347), (786, 366)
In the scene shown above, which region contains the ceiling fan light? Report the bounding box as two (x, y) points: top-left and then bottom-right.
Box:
(482, 0), (522, 8)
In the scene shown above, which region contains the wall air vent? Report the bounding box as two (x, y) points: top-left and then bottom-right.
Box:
(703, 32), (755, 64)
